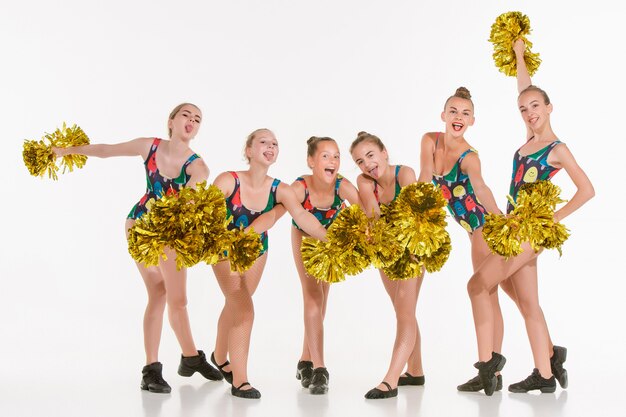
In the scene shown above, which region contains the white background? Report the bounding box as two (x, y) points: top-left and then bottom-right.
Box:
(1, 1), (623, 416)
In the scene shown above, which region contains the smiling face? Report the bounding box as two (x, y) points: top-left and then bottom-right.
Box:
(308, 140), (340, 184)
(168, 103), (202, 140)
(441, 97), (474, 138)
(351, 140), (388, 180)
(245, 129), (279, 166)
(518, 90), (553, 132)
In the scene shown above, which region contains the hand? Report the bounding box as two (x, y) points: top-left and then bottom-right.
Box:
(51, 146), (65, 157)
(513, 39), (526, 56)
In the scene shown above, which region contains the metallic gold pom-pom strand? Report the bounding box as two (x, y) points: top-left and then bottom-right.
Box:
(488, 11), (541, 77)
(482, 181), (569, 257)
(127, 182), (232, 269)
(23, 122), (90, 180)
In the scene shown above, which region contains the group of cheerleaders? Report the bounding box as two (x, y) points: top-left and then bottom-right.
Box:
(51, 40), (594, 399)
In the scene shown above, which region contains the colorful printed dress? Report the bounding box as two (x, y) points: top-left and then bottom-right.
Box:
(292, 175), (347, 231)
(507, 140), (562, 213)
(432, 146), (486, 233)
(225, 171), (281, 256)
(127, 138), (200, 220)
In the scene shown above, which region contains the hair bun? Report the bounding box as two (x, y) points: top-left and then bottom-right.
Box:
(307, 136), (319, 146)
(454, 87), (472, 99)
(357, 131), (370, 138)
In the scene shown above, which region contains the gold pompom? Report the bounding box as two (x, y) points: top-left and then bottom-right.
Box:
(386, 183), (449, 257)
(488, 11), (541, 77)
(301, 237), (346, 284)
(23, 122), (90, 180)
(382, 249), (424, 281)
(367, 216), (404, 269)
(423, 233), (452, 273)
(300, 204), (372, 283)
(127, 182), (230, 269)
(483, 181), (569, 257)
(224, 227), (263, 273)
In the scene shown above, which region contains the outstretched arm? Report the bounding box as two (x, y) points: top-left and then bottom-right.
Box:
(338, 178), (363, 207)
(513, 39), (532, 93)
(462, 154), (502, 215)
(551, 145), (595, 222)
(52, 137), (154, 160)
(417, 133), (436, 183)
(247, 204), (287, 235)
(356, 175), (381, 218)
(277, 183), (327, 241)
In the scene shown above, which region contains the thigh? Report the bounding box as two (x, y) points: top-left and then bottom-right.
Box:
(126, 219), (165, 291)
(291, 228), (329, 297)
(472, 243), (540, 290)
(508, 257), (539, 307)
(470, 229), (492, 272)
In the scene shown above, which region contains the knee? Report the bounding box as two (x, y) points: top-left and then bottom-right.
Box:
(467, 274), (488, 297)
(518, 299), (542, 320)
(167, 294), (188, 311)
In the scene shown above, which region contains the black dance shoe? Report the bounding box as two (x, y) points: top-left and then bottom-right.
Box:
(309, 367), (329, 395)
(210, 351), (233, 384)
(364, 381), (398, 399)
(231, 382), (261, 399)
(551, 345), (568, 389)
(457, 374), (502, 392)
(141, 362), (171, 394)
(398, 372), (425, 386)
(178, 350), (223, 381)
(474, 352), (506, 396)
(296, 360), (314, 388)
(508, 368), (556, 393)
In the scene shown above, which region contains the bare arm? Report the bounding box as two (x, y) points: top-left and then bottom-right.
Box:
(53, 137), (154, 160)
(246, 204), (287, 234)
(276, 183), (327, 241)
(514, 39), (532, 93)
(356, 175), (381, 218)
(417, 133), (437, 183)
(212, 171), (236, 198)
(462, 153), (502, 215)
(338, 178), (363, 207)
(185, 158), (210, 189)
(550, 144), (595, 222)
(397, 165), (417, 187)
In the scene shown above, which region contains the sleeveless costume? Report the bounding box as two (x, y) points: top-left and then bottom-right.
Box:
(292, 175), (346, 231)
(128, 138), (200, 220)
(374, 165), (402, 206)
(507, 139), (562, 213)
(225, 171), (281, 256)
(430, 133), (486, 233)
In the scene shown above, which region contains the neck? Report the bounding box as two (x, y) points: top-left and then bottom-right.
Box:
(443, 131), (465, 148)
(167, 136), (191, 154)
(309, 173), (335, 193)
(246, 161), (269, 186)
(530, 123), (556, 141)
(377, 164), (396, 186)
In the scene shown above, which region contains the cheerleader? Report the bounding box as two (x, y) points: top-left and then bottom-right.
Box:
(465, 40), (594, 395)
(418, 87), (509, 393)
(290, 136), (362, 395)
(52, 103), (222, 393)
(350, 131), (424, 399)
(210, 128), (328, 399)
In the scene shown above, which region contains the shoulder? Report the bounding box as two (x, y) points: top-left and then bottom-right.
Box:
(213, 171), (237, 194)
(421, 132), (439, 146)
(356, 173), (375, 189)
(186, 156), (209, 177)
(397, 165), (416, 184)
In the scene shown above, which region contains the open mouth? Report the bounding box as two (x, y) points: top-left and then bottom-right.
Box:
(263, 151), (274, 160)
(452, 123), (463, 132)
(368, 166), (378, 178)
(185, 124), (194, 133)
(324, 167), (336, 176)
(528, 116), (538, 124)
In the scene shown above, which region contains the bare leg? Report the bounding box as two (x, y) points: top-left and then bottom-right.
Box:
(291, 228), (330, 368)
(159, 246), (197, 357)
(126, 219), (167, 365)
(470, 231), (505, 354)
(508, 258), (553, 378)
(466, 243), (540, 362)
(212, 254), (267, 390)
(374, 271), (423, 390)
